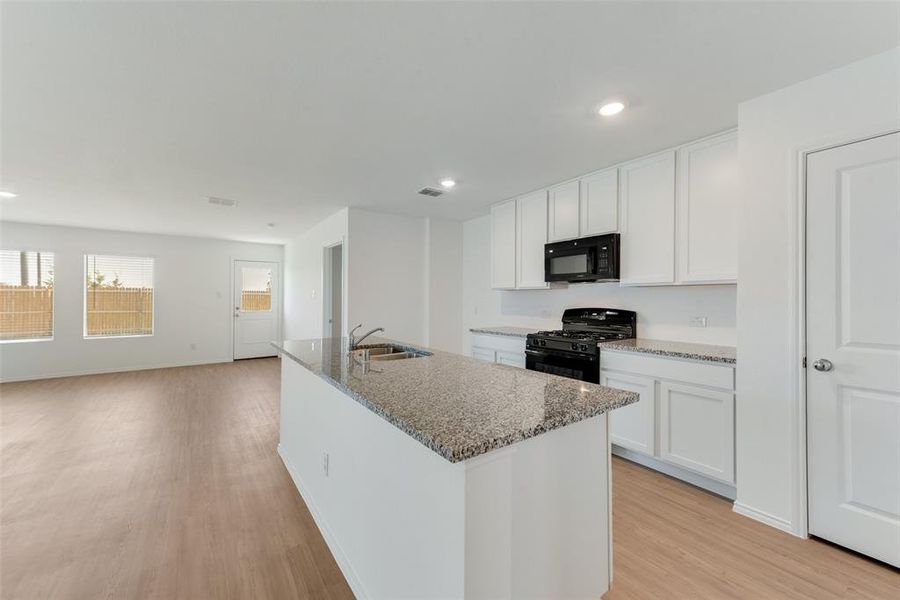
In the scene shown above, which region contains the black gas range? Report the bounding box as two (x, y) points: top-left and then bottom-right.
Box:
(525, 308), (636, 383)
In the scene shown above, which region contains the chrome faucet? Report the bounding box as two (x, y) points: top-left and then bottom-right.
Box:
(349, 324), (384, 349)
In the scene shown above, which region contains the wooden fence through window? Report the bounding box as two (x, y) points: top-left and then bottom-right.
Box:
(85, 287), (153, 336)
(0, 285), (54, 340)
(241, 289), (272, 311)
(1, 286), (270, 340)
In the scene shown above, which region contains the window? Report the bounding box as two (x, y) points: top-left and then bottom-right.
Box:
(84, 254), (154, 337)
(0, 250), (54, 341)
(240, 266), (272, 311)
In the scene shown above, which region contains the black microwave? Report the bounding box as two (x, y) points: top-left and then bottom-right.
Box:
(544, 233), (620, 283)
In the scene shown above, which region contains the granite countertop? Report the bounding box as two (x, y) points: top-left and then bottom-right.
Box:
(599, 338), (736, 364)
(469, 326), (539, 338)
(273, 337), (638, 463)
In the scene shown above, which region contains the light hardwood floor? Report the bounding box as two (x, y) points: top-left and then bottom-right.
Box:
(2, 359), (898, 599)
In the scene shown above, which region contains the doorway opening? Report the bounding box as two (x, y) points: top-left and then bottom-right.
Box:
(323, 243), (343, 340)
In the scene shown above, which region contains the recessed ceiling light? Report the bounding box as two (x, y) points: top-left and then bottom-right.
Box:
(440, 179), (456, 189)
(598, 101), (625, 117)
(0, 191), (18, 199)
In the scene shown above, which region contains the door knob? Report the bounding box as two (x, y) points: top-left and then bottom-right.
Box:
(812, 358), (833, 372)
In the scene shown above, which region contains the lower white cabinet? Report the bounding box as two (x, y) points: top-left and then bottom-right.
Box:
(601, 371), (655, 455)
(600, 349), (736, 493)
(496, 350), (526, 369)
(470, 333), (526, 368)
(658, 381), (735, 483)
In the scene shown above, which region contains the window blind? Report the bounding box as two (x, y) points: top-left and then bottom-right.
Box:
(84, 254), (154, 337)
(0, 250), (55, 341)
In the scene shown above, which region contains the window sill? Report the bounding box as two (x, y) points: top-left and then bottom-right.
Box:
(83, 334), (154, 340)
(0, 337), (54, 344)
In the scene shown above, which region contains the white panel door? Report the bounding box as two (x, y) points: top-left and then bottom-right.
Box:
(658, 382), (735, 483)
(619, 151), (676, 285)
(490, 199), (517, 289)
(807, 131), (900, 567)
(233, 260), (279, 360)
(676, 130), (739, 283)
(580, 168), (619, 236)
(516, 191), (549, 289)
(547, 181), (580, 242)
(601, 371), (655, 455)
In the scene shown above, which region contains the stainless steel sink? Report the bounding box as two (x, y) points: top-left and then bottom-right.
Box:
(351, 344), (431, 362)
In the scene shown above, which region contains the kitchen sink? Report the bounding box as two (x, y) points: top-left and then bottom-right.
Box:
(351, 344), (431, 362)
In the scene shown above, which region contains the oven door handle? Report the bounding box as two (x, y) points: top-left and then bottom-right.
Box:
(525, 348), (598, 362)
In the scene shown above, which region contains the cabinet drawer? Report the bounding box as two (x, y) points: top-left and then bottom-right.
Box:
(599, 350), (734, 390)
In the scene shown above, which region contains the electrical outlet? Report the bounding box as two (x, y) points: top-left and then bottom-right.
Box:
(323, 452), (330, 476)
(190, 343), (197, 351)
(689, 316), (708, 328)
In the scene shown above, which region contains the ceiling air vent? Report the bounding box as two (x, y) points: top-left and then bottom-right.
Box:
(418, 187), (444, 197)
(208, 196), (238, 207)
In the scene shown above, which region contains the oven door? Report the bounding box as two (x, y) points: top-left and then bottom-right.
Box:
(525, 348), (599, 383)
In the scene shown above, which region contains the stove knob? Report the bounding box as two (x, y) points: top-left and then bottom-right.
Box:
(540, 339), (546, 347)
(580, 344), (588, 351)
(571, 342), (578, 351)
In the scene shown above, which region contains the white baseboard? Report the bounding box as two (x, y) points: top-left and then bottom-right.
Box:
(732, 502), (800, 536)
(0, 357), (237, 383)
(612, 445), (736, 500)
(277, 444), (369, 600)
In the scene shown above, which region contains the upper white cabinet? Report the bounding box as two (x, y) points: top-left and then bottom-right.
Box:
(490, 192), (549, 290)
(619, 150), (676, 285)
(490, 199), (517, 289)
(489, 128), (738, 289)
(516, 191), (550, 289)
(676, 130), (738, 283)
(547, 180), (581, 242)
(579, 167), (619, 236)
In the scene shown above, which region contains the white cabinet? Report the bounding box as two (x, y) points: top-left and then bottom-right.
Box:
(490, 199), (517, 289)
(619, 150), (676, 285)
(470, 333), (527, 368)
(658, 382), (735, 483)
(676, 130), (738, 283)
(471, 346), (496, 363)
(601, 371), (655, 455)
(491, 128), (738, 290)
(496, 349), (526, 368)
(600, 349), (736, 493)
(515, 191), (550, 289)
(547, 180), (581, 242)
(579, 167), (619, 236)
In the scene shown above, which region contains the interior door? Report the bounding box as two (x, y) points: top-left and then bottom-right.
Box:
(807, 131), (900, 567)
(233, 260), (279, 360)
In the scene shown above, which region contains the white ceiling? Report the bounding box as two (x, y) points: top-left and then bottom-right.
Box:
(1, 2), (898, 244)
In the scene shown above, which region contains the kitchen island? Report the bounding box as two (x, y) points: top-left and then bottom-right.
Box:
(273, 337), (638, 600)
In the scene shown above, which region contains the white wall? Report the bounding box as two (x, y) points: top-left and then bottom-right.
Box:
(735, 47), (900, 535)
(347, 208), (428, 347)
(0, 221), (283, 381)
(282, 208), (463, 354)
(283, 208), (348, 340)
(462, 215), (737, 351)
(425, 218), (463, 353)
